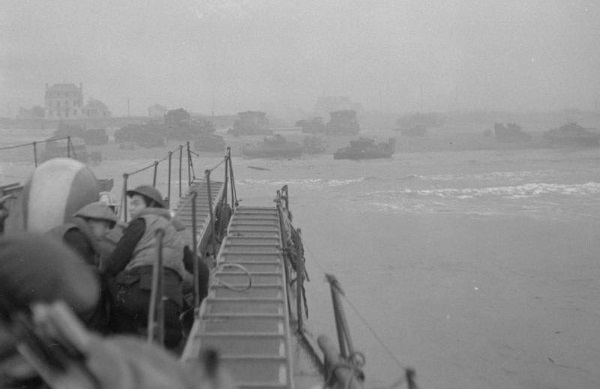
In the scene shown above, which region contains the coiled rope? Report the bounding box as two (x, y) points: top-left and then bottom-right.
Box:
(211, 263), (253, 292)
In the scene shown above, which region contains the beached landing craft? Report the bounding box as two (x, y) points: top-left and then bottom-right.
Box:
(241, 135), (304, 159)
(0, 140), (416, 388)
(333, 138), (396, 160)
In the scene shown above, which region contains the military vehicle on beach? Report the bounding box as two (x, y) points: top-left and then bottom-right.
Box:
(241, 134), (304, 158)
(333, 137), (396, 160)
(81, 128), (109, 145)
(193, 133), (226, 152)
(115, 124), (166, 148)
(543, 122), (600, 147)
(494, 123), (531, 143)
(325, 109), (360, 135)
(228, 111), (273, 136)
(164, 108), (216, 141)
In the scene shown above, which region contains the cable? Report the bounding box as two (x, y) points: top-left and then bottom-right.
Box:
(304, 242), (415, 388)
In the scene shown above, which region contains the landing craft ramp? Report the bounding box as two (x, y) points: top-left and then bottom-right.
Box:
(181, 205), (294, 389)
(174, 180), (224, 254)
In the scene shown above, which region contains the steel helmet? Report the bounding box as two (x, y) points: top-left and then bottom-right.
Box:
(74, 202), (118, 228)
(126, 185), (166, 208)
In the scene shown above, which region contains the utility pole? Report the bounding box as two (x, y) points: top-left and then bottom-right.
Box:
(127, 98), (131, 117)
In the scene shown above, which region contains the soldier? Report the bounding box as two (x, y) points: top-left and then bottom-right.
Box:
(104, 185), (186, 349)
(46, 202), (118, 333)
(0, 233), (231, 389)
(48, 201), (118, 267)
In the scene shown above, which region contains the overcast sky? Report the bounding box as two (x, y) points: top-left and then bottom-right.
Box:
(2, 0), (600, 117)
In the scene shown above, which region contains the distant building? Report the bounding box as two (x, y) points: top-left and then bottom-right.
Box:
(84, 99), (111, 118)
(148, 104), (167, 119)
(45, 83), (84, 119)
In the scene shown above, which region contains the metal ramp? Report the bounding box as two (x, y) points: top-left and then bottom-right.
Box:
(174, 180), (223, 253)
(181, 206), (293, 389)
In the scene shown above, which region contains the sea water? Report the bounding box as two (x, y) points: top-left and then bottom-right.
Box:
(231, 148), (600, 389)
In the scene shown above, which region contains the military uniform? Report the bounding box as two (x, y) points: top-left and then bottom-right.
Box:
(105, 208), (186, 349)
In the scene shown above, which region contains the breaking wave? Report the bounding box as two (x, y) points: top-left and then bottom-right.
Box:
(408, 182), (600, 199)
(237, 177), (368, 188)
(410, 170), (559, 182)
(362, 182), (600, 200)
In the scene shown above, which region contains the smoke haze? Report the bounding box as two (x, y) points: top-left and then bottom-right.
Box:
(2, 0), (600, 117)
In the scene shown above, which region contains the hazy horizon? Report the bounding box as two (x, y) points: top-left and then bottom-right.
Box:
(2, 1), (600, 118)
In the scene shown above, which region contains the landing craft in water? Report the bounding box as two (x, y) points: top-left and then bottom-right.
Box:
(333, 137), (396, 160)
(241, 134), (304, 158)
(543, 122), (600, 147)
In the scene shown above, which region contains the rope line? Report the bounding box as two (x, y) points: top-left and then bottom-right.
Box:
(0, 136), (71, 151)
(0, 142), (35, 151)
(206, 157), (226, 173)
(126, 162), (155, 176)
(211, 263), (253, 292)
(303, 243), (415, 388)
(339, 290), (409, 374)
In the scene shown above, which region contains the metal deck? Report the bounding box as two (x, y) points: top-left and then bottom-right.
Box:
(181, 206), (294, 389)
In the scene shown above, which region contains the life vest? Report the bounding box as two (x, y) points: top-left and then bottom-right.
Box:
(125, 208), (185, 279)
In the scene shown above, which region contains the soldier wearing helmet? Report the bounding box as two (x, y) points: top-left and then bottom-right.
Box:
(48, 201), (118, 268)
(104, 185), (186, 349)
(46, 202), (118, 333)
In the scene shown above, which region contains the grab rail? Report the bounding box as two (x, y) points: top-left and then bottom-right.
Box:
(119, 145), (185, 222)
(0, 136), (74, 167)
